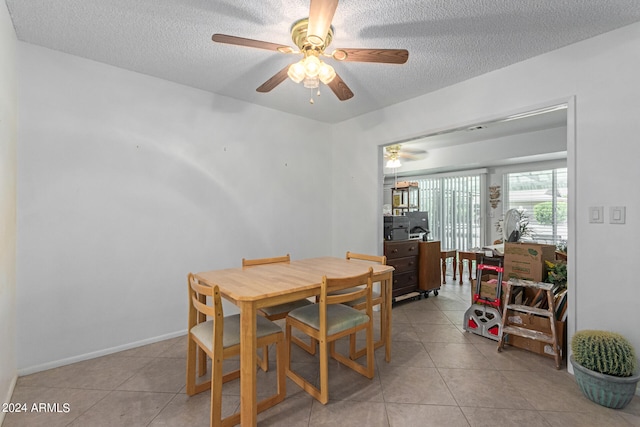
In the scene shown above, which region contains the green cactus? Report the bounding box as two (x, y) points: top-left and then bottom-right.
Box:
(571, 330), (638, 377)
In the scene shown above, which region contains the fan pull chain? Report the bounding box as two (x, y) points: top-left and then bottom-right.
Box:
(309, 88), (314, 104)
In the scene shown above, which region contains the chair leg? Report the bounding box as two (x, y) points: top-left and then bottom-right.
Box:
(290, 334), (317, 356)
(318, 340), (329, 405)
(210, 346), (223, 427)
(350, 305), (385, 360)
(186, 335), (197, 396)
(198, 347), (207, 377)
(257, 345), (269, 372)
(331, 328), (375, 380)
(286, 321), (325, 404)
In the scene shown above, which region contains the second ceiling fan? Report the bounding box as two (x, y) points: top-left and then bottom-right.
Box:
(212, 0), (409, 102)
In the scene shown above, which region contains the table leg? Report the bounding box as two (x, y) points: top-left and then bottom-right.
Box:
(239, 301), (257, 426)
(384, 273), (392, 363)
(452, 256), (457, 281)
(441, 256), (447, 284)
(458, 259), (464, 285)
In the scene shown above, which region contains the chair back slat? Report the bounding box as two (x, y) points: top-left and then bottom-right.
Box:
(326, 287), (368, 305)
(322, 268), (373, 307)
(346, 252), (386, 265)
(188, 273), (223, 326)
(242, 254), (290, 267)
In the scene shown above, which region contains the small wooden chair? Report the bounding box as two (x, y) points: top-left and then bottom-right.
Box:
(286, 268), (375, 404)
(242, 254), (314, 371)
(342, 252), (387, 359)
(186, 273), (286, 427)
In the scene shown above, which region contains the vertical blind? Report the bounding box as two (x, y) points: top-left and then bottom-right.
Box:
(415, 174), (482, 251)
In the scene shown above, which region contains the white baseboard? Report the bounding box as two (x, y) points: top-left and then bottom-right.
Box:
(0, 374), (18, 426)
(17, 329), (187, 376)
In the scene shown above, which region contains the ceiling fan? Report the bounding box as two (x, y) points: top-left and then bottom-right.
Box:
(384, 144), (426, 168)
(212, 0), (409, 102)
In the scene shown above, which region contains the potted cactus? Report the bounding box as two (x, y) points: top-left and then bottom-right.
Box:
(570, 330), (640, 409)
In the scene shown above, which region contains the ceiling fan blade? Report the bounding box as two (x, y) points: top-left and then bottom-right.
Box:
(212, 34), (294, 53)
(332, 48), (409, 64)
(307, 0), (339, 46)
(398, 153), (426, 161)
(401, 147), (427, 155)
(256, 65), (291, 93)
(326, 72), (354, 101)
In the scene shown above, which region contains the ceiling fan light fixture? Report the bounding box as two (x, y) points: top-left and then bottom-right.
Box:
(303, 55), (321, 77)
(287, 61), (306, 83)
(303, 75), (320, 89)
(318, 62), (336, 84)
(386, 158), (402, 168)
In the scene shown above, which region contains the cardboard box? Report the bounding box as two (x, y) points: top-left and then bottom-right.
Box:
(394, 181), (418, 189)
(503, 242), (556, 282)
(470, 275), (507, 307)
(504, 311), (566, 359)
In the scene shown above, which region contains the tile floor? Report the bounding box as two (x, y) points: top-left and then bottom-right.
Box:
(4, 271), (640, 426)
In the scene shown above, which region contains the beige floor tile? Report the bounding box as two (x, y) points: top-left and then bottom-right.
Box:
(117, 357), (186, 393)
(405, 309), (453, 325)
(148, 391), (239, 426)
(375, 340), (434, 369)
(257, 395), (313, 426)
(501, 369), (617, 413)
(308, 400), (389, 427)
(423, 342), (493, 369)
(439, 368), (534, 409)
(67, 390), (174, 427)
(413, 323), (471, 343)
(539, 409), (632, 427)
(379, 367), (456, 405)
(441, 309), (466, 325)
(386, 403), (470, 427)
(17, 354), (154, 390)
(460, 407), (552, 427)
(116, 339), (177, 358)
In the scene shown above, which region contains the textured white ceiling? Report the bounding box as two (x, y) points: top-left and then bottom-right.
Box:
(6, 0), (640, 123)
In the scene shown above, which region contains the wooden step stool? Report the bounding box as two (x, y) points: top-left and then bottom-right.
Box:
(497, 279), (561, 369)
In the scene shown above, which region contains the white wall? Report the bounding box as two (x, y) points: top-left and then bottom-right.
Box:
(16, 43), (333, 372)
(0, 0), (17, 418)
(333, 22), (640, 362)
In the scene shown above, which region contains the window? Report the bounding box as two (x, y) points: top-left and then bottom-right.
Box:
(504, 168), (567, 245)
(415, 174), (483, 251)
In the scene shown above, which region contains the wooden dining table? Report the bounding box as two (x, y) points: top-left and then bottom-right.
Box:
(195, 256), (395, 426)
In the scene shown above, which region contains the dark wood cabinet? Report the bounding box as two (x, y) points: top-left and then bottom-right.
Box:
(384, 240), (442, 300)
(384, 240), (419, 299)
(419, 241), (441, 295)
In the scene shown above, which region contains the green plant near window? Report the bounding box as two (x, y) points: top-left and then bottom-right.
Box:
(544, 260), (567, 290)
(495, 209), (533, 241)
(534, 201), (567, 225)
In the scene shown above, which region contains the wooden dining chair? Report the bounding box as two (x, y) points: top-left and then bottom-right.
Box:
(286, 268), (375, 404)
(186, 273), (286, 427)
(341, 252), (387, 359)
(242, 254), (315, 371)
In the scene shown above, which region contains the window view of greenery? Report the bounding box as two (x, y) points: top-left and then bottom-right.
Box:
(505, 168), (568, 245)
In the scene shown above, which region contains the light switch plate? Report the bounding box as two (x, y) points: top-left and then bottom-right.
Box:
(610, 206), (626, 224)
(589, 206), (604, 223)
